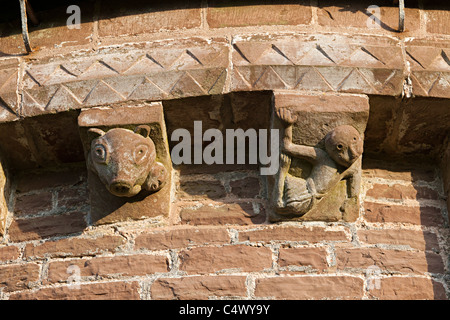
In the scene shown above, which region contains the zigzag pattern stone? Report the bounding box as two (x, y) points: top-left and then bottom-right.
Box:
(231, 34), (404, 96)
(20, 38), (229, 118)
(405, 40), (450, 98)
(1, 35), (450, 122)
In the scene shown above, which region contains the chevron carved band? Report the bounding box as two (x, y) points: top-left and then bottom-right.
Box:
(1, 34), (449, 122)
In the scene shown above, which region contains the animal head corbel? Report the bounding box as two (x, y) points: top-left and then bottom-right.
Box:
(87, 125), (167, 197)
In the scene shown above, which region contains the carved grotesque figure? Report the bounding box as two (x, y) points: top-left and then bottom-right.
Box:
(273, 108), (363, 215)
(88, 125), (167, 197)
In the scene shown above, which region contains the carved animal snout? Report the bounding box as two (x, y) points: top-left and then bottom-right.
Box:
(87, 125), (167, 198)
(110, 181), (133, 196)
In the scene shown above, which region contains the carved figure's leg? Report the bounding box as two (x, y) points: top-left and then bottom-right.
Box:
(273, 152), (291, 209)
(272, 123), (293, 209)
(282, 174), (312, 215)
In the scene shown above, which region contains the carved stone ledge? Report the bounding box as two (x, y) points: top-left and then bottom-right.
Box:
(78, 102), (172, 225)
(2, 35), (450, 123)
(0, 58), (20, 122)
(231, 34), (405, 96)
(405, 39), (450, 98)
(20, 37), (229, 119)
(268, 91), (370, 222)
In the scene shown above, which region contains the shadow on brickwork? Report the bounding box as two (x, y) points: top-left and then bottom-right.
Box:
(362, 157), (449, 300)
(164, 91), (272, 224)
(364, 95), (449, 299)
(8, 164), (89, 242)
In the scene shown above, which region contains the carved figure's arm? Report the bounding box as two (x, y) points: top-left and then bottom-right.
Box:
(283, 141), (322, 164)
(273, 107), (295, 208)
(342, 157), (362, 198)
(276, 107), (324, 164)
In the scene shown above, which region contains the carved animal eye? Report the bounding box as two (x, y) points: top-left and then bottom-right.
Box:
(93, 144), (108, 163)
(134, 144), (149, 165)
(337, 144), (343, 150)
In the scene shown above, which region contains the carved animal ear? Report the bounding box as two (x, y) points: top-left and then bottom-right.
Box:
(134, 125), (151, 138)
(88, 128), (105, 138)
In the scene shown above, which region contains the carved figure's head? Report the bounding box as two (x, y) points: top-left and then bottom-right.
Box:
(88, 125), (166, 197)
(324, 125), (363, 167)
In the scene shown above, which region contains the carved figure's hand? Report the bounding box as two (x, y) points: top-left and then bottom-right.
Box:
(276, 108), (297, 125)
(279, 152), (291, 169)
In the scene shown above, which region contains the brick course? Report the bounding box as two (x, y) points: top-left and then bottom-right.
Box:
(254, 276), (364, 300)
(24, 235), (126, 259)
(47, 255), (169, 283)
(179, 245), (272, 274)
(9, 281), (141, 300)
(151, 276), (247, 300)
(0, 137), (448, 301)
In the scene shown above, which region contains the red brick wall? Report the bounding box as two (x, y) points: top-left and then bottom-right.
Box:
(0, 1), (449, 301)
(0, 158), (448, 300)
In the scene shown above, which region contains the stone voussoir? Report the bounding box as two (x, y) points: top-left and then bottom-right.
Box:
(18, 38), (229, 120)
(3, 34), (450, 123)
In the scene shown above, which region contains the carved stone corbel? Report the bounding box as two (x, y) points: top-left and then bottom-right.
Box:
(78, 102), (172, 225)
(269, 91), (370, 222)
(87, 125), (167, 198)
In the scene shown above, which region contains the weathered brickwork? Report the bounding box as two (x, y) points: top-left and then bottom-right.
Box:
(0, 1), (449, 301)
(0, 159), (447, 300)
(1, 1), (450, 122)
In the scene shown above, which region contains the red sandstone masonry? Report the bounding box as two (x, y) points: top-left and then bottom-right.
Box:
(178, 179), (226, 200)
(278, 247), (328, 273)
(426, 9), (450, 35)
(0, 1), (449, 122)
(179, 202), (266, 225)
(357, 229), (440, 251)
(239, 226), (348, 243)
(207, 0), (312, 28)
(362, 163), (436, 182)
(363, 201), (445, 227)
(0, 264), (40, 292)
(0, 58), (20, 120)
(317, 1), (421, 32)
(15, 168), (87, 193)
(336, 248), (445, 274)
(134, 227), (230, 250)
(254, 276), (364, 300)
(0, 3), (94, 55)
(98, 0), (202, 37)
(47, 255), (169, 283)
(0, 3), (449, 302)
(151, 276), (247, 300)
(366, 184), (440, 201)
(8, 211), (87, 242)
(367, 277), (447, 300)
(0, 246), (20, 262)
(229, 177), (261, 198)
(56, 187), (88, 209)
(9, 281), (141, 300)
(14, 192), (53, 217)
(24, 235), (126, 259)
(178, 245), (272, 274)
